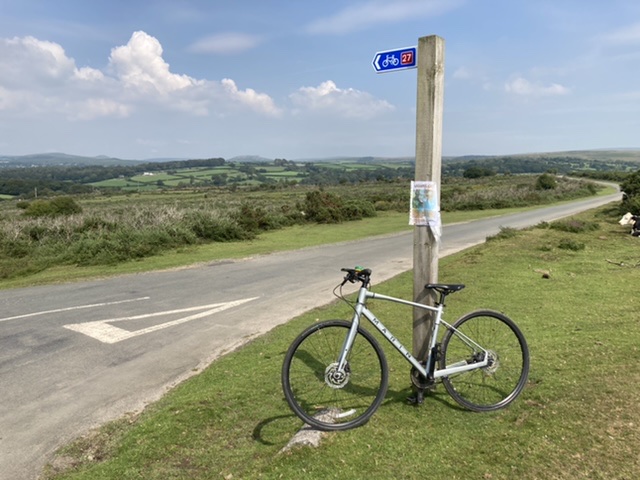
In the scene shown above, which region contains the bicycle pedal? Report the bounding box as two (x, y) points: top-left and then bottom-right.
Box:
(406, 391), (425, 405)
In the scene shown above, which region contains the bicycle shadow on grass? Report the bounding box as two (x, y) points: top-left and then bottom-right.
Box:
(383, 385), (468, 412)
(252, 388), (465, 446)
(253, 414), (300, 446)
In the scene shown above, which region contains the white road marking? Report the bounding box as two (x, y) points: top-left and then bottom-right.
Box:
(0, 297), (151, 323)
(63, 297), (259, 344)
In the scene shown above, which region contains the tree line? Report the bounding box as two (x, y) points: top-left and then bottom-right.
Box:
(1, 154), (638, 198)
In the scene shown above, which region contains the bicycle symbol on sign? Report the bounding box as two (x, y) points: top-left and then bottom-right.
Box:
(381, 54), (400, 68)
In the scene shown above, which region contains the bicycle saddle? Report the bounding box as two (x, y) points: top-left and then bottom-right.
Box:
(425, 283), (465, 295)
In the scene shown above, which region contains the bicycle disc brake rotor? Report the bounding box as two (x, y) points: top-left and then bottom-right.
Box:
(482, 350), (500, 375)
(324, 362), (350, 389)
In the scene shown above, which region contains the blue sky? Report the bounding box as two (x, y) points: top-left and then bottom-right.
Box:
(1, 0), (639, 160)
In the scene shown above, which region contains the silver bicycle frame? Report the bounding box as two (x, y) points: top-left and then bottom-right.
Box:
(337, 286), (489, 378)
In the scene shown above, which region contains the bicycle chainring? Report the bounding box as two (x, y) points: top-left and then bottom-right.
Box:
(410, 366), (434, 390)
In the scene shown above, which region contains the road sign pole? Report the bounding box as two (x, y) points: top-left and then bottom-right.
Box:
(412, 36), (445, 365)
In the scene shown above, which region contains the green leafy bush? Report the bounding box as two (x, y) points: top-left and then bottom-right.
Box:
(301, 190), (376, 223)
(550, 219), (600, 233)
(302, 190), (346, 223)
(233, 202), (287, 233)
(535, 174), (557, 190)
(620, 169), (640, 214)
(558, 238), (585, 251)
(22, 197), (82, 217)
(182, 211), (254, 242)
(486, 226), (518, 241)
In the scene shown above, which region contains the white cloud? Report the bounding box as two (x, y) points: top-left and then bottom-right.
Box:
(0, 36), (103, 88)
(188, 32), (262, 54)
(505, 76), (570, 97)
(109, 31), (199, 95)
(289, 80), (394, 119)
(0, 31), (281, 121)
(600, 22), (640, 46)
(305, 0), (463, 35)
(70, 98), (131, 121)
(221, 78), (282, 117)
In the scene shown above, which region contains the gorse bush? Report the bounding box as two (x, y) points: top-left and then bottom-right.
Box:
(300, 190), (376, 223)
(233, 202), (296, 233)
(549, 219), (600, 233)
(22, 197), (82, 217)
(535, 173), (557, 190)
(558, 238), (586, 251)
(486, 226), (518, 241)
(619, 169), (640, 214)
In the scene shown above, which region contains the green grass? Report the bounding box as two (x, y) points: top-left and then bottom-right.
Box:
(43, 204), (640, 479)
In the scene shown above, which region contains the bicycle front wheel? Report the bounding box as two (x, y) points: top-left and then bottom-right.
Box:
(440, 310), (529, 412)
(282, 320), (388, 431)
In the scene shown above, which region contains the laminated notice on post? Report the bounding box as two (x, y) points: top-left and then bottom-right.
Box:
(409, 181), (441, 234)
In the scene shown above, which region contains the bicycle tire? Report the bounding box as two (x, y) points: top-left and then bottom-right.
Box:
(440, 310), (529, 412)
(282, 320), (389, 431)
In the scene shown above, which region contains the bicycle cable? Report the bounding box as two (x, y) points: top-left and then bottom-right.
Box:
(332, 275), (373, 317)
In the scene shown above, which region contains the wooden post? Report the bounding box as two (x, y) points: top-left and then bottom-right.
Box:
(413, 36), (445, 362)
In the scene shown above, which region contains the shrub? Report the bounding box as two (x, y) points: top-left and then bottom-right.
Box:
(535, 174), (557, 190)
(22, 197), (82, 217)
(342, 199), (377, 221)
(558, 238), (585, 251)
(486, 226), (518, 241)
(550, 219), (599, 233)
(301, 190), (376, 224)
(620, 169), (640, 199)
(463, 166), (495, 178)
(302, 190), (345, 223)
(182, 211), (254, 242)
(620, 195), (640, 215)
(234, 202), (282, 232)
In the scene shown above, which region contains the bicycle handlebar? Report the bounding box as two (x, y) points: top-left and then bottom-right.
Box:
(341, 267), (372, 286)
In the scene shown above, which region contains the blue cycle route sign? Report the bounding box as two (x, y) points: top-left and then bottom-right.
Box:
(372, 46), (417, 73)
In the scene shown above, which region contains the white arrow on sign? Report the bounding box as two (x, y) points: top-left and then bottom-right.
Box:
(64, 297), (258, 344)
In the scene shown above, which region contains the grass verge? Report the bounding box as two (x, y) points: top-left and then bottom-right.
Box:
(43, 203), (640, 479)
(0, 187), (616, 291)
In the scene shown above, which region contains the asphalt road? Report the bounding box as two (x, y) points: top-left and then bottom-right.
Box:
(0, 190), (621, 480)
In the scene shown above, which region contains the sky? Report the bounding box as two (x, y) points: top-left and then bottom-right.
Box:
(1, 0), (640, 161)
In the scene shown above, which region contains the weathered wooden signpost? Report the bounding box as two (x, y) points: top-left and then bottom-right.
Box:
(411, 35), (445, 366)
(374, 35), (445, 399)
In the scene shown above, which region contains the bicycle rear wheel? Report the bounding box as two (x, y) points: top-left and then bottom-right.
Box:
(440, 310), (529, 412)
(282, 320), (388, 430)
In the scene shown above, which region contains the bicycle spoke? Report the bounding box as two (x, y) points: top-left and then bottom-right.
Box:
(440, 310), (529, 411)
(282, 320), (388, 430)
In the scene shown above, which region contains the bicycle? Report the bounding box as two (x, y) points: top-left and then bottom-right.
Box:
(281, 267), (530, 431)
(382, 54), (400, 67)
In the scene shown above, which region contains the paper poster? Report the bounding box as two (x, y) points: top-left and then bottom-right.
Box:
(409, 181), (441, 233)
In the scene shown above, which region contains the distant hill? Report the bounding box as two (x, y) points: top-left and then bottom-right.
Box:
(514, 149), (640, 163)
(0, 152), (143, 168)
(1, 149), (640, 169)
(227, 155), (273, 163)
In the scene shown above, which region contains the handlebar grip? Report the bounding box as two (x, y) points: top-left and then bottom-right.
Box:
(340, 267), (372, 284)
